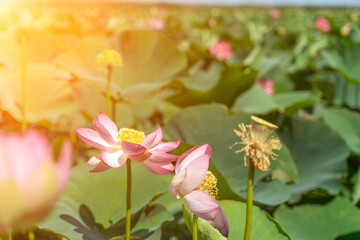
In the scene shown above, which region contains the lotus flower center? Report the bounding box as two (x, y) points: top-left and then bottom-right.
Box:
(196, 171), (218, 199)
(117, 128), (145, 144)
(96, 49), (122, 66)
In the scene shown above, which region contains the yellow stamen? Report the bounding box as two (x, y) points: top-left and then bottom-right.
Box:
(117, 128), (145, 144)
(196, 171), (218, 199)
(231, 117), (282, 171)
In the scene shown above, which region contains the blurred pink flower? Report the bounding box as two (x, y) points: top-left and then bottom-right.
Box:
(258, 79), (275, 95)
(270, 9), (282, 19)
(0, 129), (72, 234)
(76, 112), (179, 174)
(171, 144), (229, 237)
(147, 18), (165, 31)
(209, 40), (233, 61)
(315, 17), (331, 32)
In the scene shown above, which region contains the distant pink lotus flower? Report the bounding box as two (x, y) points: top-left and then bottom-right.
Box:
(315, 17), (331, 32)
(209, 40), (233, 61)
(171, 144), (229, 237)
(75, 112), (179, 174)
(0, 129), (72, 234)
(258, 79), (275, 95)
(147, 18), (165, 31)
(270, 9), (282, 19)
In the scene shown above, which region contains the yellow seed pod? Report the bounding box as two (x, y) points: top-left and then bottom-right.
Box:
(96, 49), (123, 67)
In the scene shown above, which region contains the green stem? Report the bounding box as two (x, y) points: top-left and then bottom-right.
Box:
(192, 214), (198, 240)
(244, 163), (255, 240)
(126, 159), (132, 240)
(28, 231), (35, 240)
(106, 65), (113, 116)
(8, 230), (12, 240)
(112, 99), (116, 122)
(21, 35), (27, 131)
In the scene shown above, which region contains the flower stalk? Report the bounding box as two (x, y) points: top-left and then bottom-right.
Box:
(106, 65), (113, 116)
(232, 116), (282, 240)
(126, 159), (132, 240)
(193, 214), (198, 240)
(21, 35), (27, 131)
(96, 49), (122, 117)
(244, 163), (254, 240)
(28, 231), (35, 240)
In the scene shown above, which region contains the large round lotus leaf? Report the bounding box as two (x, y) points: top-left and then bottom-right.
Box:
(39, 163), (174, 240)
(231, 84), (319, 116)
(0, 63), (76, 124)
(70, 81), (166, 130)
(320, 108), (360, 155)
(164, 104), (297, 205)
(322, 42), (360, 84)
(169, 64), (256, 107)
(55, 31), (186, 103)
(0, 28), (69, 69)
(183, 200), (290, 240)
(278, 116), (349, 200)
(231, 84), (278, 115)
(274, 197), (360, 240)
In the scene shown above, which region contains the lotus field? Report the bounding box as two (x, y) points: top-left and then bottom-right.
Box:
(1, 3), (360, 240)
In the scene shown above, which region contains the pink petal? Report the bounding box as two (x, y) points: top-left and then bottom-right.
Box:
(90, 162), (111, 173)
(0, 133), (11, 182)
(141, 127), (162, 149)
(75, 128), (111, 149)
(184, 190), (219, 221)
(146, 152), (178, 164)
(6, 130), (53, 188)
(93, 118), (116, 145)
(97, 111), (118, 136)
(121, 141), (147, 155)
(151, 140), (180, 152)
(171, 169), (187, 199)
(143, 160), (174, 175)
(100, 150), (127, 168)
(176, 144), (211, 174)
(175, 145), (200, 173)
(87, 154), (101, 165)
(178, 154), (209, 196)
(55, 140), (73, 193)
(209, 204), (229, 237)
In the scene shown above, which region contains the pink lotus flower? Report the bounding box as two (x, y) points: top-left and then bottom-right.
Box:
(315, 17), (331, 32)
(121, 127), (180, 175)
(270, 9), (282, 19)
(0, 129), (72, 234)
(171, 144), (229, 237)
(75, 112), (179, 174)
(147, 18), (165, 31)
(209, 40), (233, 61)
(258, 78), (275, 95)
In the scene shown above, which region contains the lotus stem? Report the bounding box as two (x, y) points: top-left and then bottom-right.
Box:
(106, 65), (113, 116)
(8, 230), (12, 240)
(193, 214), (198, 240)
(126, 159), (132, 240)
(21, 35), (27, 131)
(28, 231), (35, 240)
(244, 162), (254, 240)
